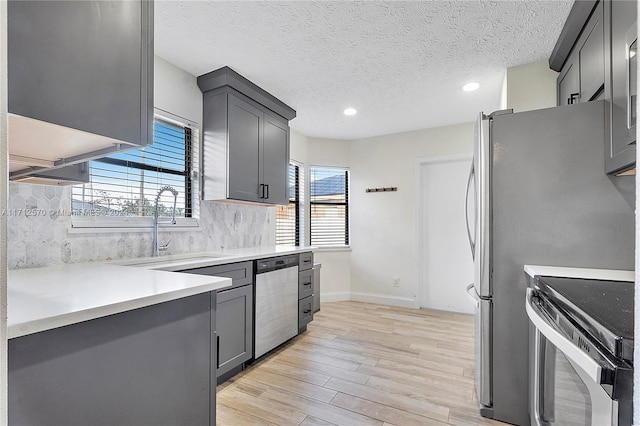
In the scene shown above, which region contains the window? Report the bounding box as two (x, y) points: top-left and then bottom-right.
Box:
(276, 163), (303, 246)
(310, 167), (349, 247)
(72, 112), (197, 226)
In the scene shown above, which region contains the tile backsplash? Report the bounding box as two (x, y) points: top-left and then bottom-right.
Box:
(8, 182), (275, 269)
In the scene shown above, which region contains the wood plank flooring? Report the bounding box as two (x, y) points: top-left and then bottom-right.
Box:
(216, 301), (508, 426)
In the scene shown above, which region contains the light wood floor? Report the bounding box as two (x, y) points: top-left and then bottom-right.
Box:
(216, 301), (508, 426)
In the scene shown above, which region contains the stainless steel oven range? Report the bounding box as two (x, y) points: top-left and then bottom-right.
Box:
(526, 276), (633, 426)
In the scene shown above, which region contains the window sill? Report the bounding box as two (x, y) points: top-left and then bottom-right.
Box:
(313, 246), (352, 253)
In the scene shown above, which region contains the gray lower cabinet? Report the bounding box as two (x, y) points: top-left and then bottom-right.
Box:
(8, 293), (216, 426)
(299, 269), (314, 300)
(217, 284), (254, 377)
(179, 261), (254, 381)
(604, 0), (636, 174)
(8, 0), (153, 151)
(299, 296), (314, 330)
(299, 251), (314, 271)
(298, 252), (315, 332)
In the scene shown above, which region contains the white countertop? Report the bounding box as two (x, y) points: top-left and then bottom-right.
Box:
(114, 246), (315, 271)
(524, 265), (634, 282)
(9, 246), (315, 339)
(8, 263), (231, 339)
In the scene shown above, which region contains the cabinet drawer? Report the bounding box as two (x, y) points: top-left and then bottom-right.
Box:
(298, 269), (313, 300)
(299, 252), (314, 271)
(180, 261), (253, 290)
(299, 296), (314, 329)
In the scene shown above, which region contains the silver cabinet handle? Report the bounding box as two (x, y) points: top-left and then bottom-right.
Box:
(525, 288), (601, 382)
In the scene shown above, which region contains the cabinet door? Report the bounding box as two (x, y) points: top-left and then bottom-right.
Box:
(579, 1), (605, 102)
(262, 112), (290, 205)
(8, 0), (152, 146)
(604, 0), (636, 173)
(216, 285), (253, 377)
(558, 58), (580, 106)
(227, 95), (263, 203)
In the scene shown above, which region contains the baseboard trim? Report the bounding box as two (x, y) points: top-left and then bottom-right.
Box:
(321, 292), (351, 303)
(349, 292), (416, 308)
(320, 292), (417, 308)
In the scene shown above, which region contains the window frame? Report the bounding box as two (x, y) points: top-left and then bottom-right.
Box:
(309, 166), (350, 248)
(275, 162), (303, 246)
(71, 109), (200, 229)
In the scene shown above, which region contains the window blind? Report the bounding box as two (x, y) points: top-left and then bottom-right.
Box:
(72, 118), (194, 219)
(310, 167), (349, 246)
(276, 163), (302, 246)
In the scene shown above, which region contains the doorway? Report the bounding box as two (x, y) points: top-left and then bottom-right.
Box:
(416, 154), (473, 314)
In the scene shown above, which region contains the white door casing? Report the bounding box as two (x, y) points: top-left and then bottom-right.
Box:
(415, 154), (474, 314)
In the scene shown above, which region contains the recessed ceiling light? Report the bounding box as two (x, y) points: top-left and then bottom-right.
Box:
(462, 82), (480, 92)
(343, 108), (357, 116)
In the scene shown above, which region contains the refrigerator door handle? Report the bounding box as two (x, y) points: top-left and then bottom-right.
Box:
(465, 162), (475, 258)
(466, 283), (479, 307)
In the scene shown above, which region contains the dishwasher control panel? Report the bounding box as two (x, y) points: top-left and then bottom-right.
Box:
(256, 255), (299, 273)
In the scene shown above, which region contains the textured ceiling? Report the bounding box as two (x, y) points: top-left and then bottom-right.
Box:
(155, 1), (573, 140)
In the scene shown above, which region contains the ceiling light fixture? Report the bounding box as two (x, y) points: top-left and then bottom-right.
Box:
(343, 108), (357, 116)
(462, 82), (480, 92)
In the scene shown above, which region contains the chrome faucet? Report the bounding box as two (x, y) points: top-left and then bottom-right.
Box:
(153, 186), (179, 257)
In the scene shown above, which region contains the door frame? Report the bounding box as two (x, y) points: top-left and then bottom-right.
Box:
(413, 153), (473, 309)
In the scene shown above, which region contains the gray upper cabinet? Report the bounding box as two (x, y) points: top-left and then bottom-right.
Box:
(579, 2), (605, 102)
(558, 61), (580, 106)
(7, 0), (153, 179)
(198, 67), (296, 205)
(551, 0), (636, 174)
(604, 0), (636, 174)
(227, 95), (264, 203)
(262, 112), (291, 205)
(555, 1), (604, 106)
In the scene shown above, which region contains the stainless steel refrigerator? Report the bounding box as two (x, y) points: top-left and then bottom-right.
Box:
(464, 100), (635, 425)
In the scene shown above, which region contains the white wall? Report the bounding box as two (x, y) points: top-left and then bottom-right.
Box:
(308, 137), (350, 168)
(0, 1), (8, 422)
(349, 124), (474, 306)
(290, 129), (309, 166)
(154, 56), (203, 124)
(506, 59), (558, 112)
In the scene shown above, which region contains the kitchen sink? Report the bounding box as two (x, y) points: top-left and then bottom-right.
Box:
(116, 253), (231, 268)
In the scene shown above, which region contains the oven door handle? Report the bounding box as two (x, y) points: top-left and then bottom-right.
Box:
(525, 288), (602, 383)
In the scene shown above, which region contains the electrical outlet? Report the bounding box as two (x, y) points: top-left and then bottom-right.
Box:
(393, 277), (400, 287)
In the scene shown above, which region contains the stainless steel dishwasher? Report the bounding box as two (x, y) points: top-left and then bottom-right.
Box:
(254, 255), (299, 358)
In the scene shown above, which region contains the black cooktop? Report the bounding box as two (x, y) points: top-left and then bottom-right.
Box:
(537, 276), (634, 363)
